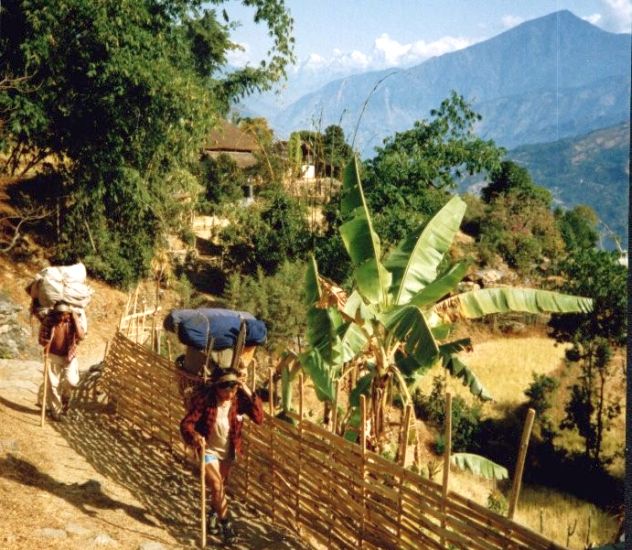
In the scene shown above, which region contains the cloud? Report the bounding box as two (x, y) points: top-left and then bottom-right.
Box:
(583, 13), (603, 25)
(501, 15), (525, 29)
(599, 0), (632, 32)
(301, 32), (472, 75)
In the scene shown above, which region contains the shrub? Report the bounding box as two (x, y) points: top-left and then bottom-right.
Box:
(487, 489), (508, 515)
(414, 377), (483, 453)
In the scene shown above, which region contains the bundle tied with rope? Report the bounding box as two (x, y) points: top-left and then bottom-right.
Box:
(163, 308), (267, 402)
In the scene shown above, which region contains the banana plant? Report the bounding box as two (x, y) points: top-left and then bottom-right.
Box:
(301, 156), (592, 457)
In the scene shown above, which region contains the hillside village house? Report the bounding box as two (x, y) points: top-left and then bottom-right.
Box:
(204, 120), (259, 205)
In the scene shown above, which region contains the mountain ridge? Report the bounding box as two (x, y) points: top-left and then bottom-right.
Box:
(265, 10), (630, 155)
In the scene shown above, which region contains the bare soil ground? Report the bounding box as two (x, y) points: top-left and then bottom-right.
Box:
(0, 256), (313, 550)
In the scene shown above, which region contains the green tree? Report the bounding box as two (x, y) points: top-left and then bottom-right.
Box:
(197, 153), (246, 212)
(478, 160), (564, 273)
(314, 93), (504, 281)
(479, 191), (565, 273)
(221, 185), (310, 275)
(0, 0), (294, 285)
(361, 92), (504, 247)
(322, 124), (353, 178)
(524, 373), (559, 441)
(555, 205), (599, 252)
(481, 160), (552, 206)
(223, 261), (307, 352)
(549, 249), (626, 466)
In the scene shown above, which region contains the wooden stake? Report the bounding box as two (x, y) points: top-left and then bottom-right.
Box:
(269, 367), (275, 521)
(332, 380), (339, 435)
(299, 373), (304, 420)
(297, 373), (304, 535)
(249, 357), (256, 391)
(359, 394), (367, 549)
(508, 408), (535, 520)
(268, 367), (274, 416)
(119, 292), (132, 330)
(40, 353), (49, 427)
(396, 403), (412, 546)
(398, 404), (412, 467)
(441, 393), (453, 545)
(200, 443), (207, 548)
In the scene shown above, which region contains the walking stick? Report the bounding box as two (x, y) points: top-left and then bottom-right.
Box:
(40, 352), (49, 427)
(200, 442), (207, 548)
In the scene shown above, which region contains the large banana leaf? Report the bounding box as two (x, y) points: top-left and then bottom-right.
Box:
(305, 256), (344, 364)
(278, 352), (302, 413)
(299, 349), (337, 402)
(451, 453), (508, 480)
(343, 290), (376, 325)
(385, 195), (467, 305)
(394, 349), (437, 381)
(409, 261), (469, 309)
(339, 157), (391, 304)
(434, 287), (593, 322)
(349, 371), (375, 407)
(338, 322), (369, 363)
(381, 305), (439, 364)
(442, 352), (491, 400)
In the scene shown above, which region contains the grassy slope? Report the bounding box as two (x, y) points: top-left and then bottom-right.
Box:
(414, 328), (623, 549)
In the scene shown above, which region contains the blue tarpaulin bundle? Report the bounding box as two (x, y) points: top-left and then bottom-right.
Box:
(163, 308), (267, 351)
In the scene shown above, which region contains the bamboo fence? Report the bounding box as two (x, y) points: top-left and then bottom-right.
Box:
(101, 324), (567, 550)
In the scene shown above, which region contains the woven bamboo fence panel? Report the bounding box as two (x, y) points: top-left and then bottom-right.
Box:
(101, 331), (566, 550)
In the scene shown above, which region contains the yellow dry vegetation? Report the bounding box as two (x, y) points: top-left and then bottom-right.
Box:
(415, 332), (623, 549)
(417, 335), (569, 417)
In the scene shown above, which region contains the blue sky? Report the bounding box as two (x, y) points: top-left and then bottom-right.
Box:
(221, 0), (631, 75)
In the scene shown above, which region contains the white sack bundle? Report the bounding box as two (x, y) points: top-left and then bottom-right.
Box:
(34, 263), (94, 309)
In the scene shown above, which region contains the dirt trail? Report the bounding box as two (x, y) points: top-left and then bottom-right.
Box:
(0, 257), (312, 549)
(0, 355), (313, 550)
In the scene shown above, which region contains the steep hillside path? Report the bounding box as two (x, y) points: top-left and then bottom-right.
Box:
(0, 357), (312, 549)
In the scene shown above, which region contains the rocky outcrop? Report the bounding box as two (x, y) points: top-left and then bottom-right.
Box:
(0, 293), (36, 359)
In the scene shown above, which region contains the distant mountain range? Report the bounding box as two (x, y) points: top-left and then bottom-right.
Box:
(254, 10), (629, 157)
(507, 122), (630, 248)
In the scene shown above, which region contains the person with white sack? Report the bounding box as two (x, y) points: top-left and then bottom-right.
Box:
(26, 261), (92, 420)
(38, 303), (86, 420)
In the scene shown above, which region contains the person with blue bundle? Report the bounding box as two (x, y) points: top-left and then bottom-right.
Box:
(180, 368), (263, 543)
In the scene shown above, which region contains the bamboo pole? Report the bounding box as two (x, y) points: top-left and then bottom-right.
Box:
(297, 373), (304, 534)
(508, 408), (535, 520)
(269, 367), (275, 521)
(150, 306), (157, 351)
(200, 443), (207, 548)
(328, 378), (338, 546)
(396, 403), (412, 546)
(441, 393), (453, 546)
(398, 404), (412, 467)
(359, 394), (367, 549)
(332, 380), (340, 435)
(119, 293), (132, 331)
(127, 286), (139, 337)
(249, 357), (256, 390)
(40, 352), (49, 427)
(166, 340), (172, 363)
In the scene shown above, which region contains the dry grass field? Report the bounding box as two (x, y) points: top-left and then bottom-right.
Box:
(414, 329), (624, 549)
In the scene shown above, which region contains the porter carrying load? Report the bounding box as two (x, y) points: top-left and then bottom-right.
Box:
(163, 308), (267, 377)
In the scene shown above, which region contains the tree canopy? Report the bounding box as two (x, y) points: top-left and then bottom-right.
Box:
(0, 0), (294, 285)
(361, 92), (505, 246)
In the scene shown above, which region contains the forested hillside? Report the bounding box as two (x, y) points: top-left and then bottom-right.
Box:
(509, 122), (629, 248)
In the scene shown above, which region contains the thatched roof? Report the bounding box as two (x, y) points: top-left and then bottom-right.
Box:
(205, 120), (258, 153)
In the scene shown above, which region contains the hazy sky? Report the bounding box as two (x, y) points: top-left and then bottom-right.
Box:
(221, 0), (632, 74)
